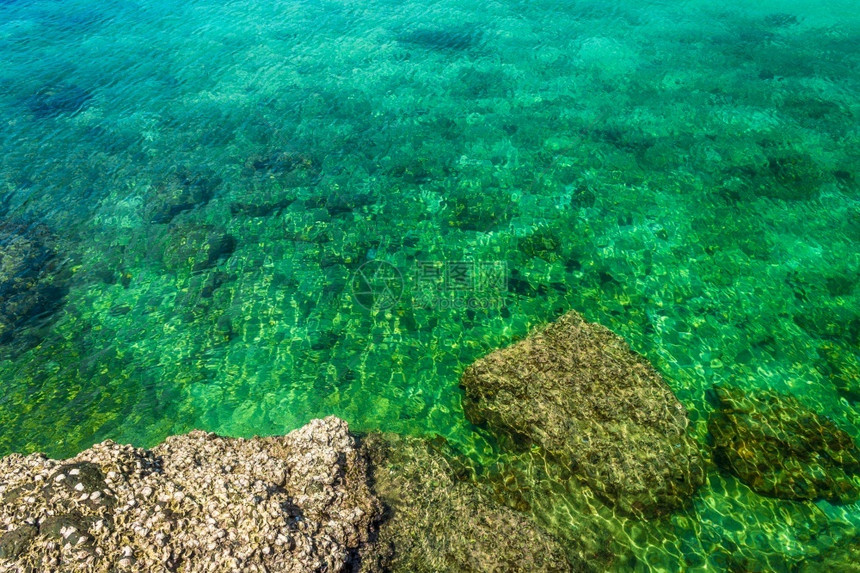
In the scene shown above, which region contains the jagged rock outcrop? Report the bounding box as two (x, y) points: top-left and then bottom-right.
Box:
(709, 386), (860, 503)
(461, 310), (704, 518)
(358, 432), (575, 573)
(0, 417), (380, 573)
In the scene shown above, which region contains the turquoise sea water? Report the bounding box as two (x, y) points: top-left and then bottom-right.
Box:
(0, 0), (858, 569)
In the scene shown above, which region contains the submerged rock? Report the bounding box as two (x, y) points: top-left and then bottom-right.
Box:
(519, 226), (562, 262)
(0, 417), (380, 573)
(305, 189), (376, 218)
(145, 167), (221, 224)
(397, 27), (482, 52)
(241, 150), (321, 189)
(25, 84), (93, 119)
(0, 223), (67, 350)
(461, 310), (704, 518)
(708, 386), (860, 503)
(796, 531), (860, 572)
(359, 433), (574, 573)
(446, 191), (515, 232)
(230, 194), (295, 218)
(243, 151), (317, 177)
(482, 449), (629, 571)
(161, 223), (236, 272)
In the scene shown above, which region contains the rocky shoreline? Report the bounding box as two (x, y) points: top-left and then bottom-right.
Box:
(0, 418), (377, 572)
(1, 310), (858, 572)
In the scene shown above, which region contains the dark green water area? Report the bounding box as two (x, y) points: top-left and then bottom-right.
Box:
(0, 0), (858, 569)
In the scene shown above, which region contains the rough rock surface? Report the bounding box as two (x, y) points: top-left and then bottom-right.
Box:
(709, 386), (860, 503)
(0, 417), (380, 573)
(461, 310), (704, 518)
(0, 222), (66, 350)
(359, 432), (574, 573)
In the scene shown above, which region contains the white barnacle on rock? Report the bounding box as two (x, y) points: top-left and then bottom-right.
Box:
(0, 416), (379, 573)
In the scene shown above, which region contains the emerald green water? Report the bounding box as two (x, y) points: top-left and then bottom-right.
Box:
(1, 0), (858, 569)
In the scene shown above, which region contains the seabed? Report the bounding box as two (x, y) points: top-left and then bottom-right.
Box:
(0, 0), (858, 570)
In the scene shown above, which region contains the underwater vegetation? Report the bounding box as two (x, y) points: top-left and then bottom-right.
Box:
(23, 83), (92, 119)
(397, 26), (483, 52)
(709, 386), (860, 503)
(462, 310), (704, 518)
(159, 223), (236, 274)
(0, 222), (67, 355)
(144, 167), (221, 225)
(0, 0), (857, 569)
(360, 432), (573, 572)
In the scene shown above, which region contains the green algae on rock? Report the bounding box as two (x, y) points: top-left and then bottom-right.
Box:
(0, 417), (379, 573)
(708, 386), (860, 503)
(241, 150), (321, 189)
(0, 223), (67, 353)
(160, 223), (236, 273)
(358, 432), (575, 573)
(795, 530), (860, 572)
(144, 167), (221, 224)
(481, 448), (629, 571)
(461, 310), (705, 518)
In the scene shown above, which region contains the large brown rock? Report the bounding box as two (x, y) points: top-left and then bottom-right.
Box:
(461, 310), (704, 518)
(709, 386), (860, 503)
(359, 432), (575, 573)
(0, 417), (380, 573)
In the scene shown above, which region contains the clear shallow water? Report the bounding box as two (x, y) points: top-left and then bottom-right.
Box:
(0, 0), (858, 569)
